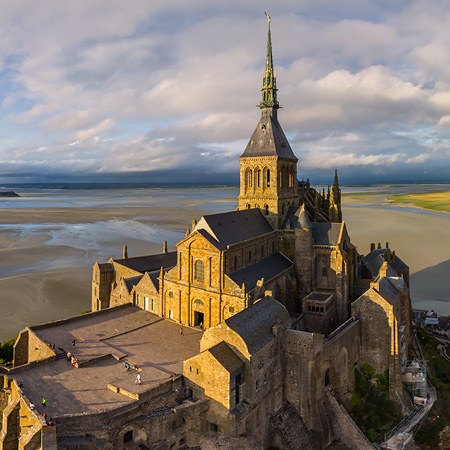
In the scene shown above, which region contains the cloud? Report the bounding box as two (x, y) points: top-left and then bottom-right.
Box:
(1, 1), (450, 183)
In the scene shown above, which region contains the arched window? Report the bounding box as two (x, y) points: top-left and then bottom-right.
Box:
(124, 430), (133, 443)
(257, 169), (261, 188)
(194, 299), (204, 307)
(194, 260), (204, 282)
(266, 169), (270, 187)
(246, 169), (253, 189)
(247, 203), (251, 209)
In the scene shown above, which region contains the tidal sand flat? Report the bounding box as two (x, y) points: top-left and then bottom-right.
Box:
(0, 184), (449, 341)
(343, 185), (450, 316)
(0, 186), (237, 341)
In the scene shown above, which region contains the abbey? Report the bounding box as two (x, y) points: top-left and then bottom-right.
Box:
(1, 17), (413, 450)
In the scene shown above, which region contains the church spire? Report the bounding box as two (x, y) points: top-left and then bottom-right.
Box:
(260, 12), (279, 109)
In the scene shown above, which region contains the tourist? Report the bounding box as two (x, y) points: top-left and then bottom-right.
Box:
(66, 351), (72, 361)
(72, 338), (76, 346)
(135, 373), (142, 385)
(42, 398), (47, 407)
(180, 326), (184, 335)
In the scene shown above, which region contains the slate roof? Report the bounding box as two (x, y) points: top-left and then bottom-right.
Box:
(377, 277), (402, 304)
(225, 296), (290, 355)
(124, 275), (143, 293)
(363, 249), (409, 278)
(229, 252), (293, 291)
(194, 209), (274, 250)
(312, 222), (342, 246)
(207, 341), (244, 373)
(241, 109), (298, 160)
(114, 252), (177, 274)
(282, 204), (312, 230)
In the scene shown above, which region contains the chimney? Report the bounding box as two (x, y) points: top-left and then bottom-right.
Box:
(377, 242), (381, 249)
(386, 242), (389, 249)
(379, 261), (389, 278)
(162, 240), (168, 254)
(370, 243), (375, 252)
(192, 219), (197, 230)
(122, 244), (128, 259)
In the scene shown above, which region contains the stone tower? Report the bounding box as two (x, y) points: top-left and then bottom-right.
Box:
(238, 14), (298, 226)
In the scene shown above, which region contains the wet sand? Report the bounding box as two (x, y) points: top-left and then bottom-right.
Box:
(1, 187), (449, 341)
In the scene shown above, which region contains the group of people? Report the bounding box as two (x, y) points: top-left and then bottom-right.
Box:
(123, 361), (142, 385)
(66, 351), (78, 368)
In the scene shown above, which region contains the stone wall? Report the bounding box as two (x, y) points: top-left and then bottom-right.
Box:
(324, 388), (374, 450)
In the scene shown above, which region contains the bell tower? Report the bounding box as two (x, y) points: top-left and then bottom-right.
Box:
(238, 13), (298, 224)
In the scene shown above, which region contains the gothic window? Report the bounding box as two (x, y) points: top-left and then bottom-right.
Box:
(257, 169), (261, 188)
(234, 255), (238, 270)
(322, 267), (328, 277)
(246, 169), (253, 189)
(151, 298), (156, 312)
(194, 259), (205, 282)
(266, 169), (270, 187)
(247, 203), (251, 209)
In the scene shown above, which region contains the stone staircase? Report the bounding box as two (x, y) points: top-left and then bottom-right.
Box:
(270, 402), (316, 450)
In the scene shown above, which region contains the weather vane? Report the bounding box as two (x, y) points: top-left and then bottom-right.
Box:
(265, 12), (271, 25)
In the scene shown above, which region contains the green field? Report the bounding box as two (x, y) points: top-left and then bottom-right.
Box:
(388, 191), (450, 213)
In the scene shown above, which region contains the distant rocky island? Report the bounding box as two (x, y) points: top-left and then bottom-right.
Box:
(0, 191), (20, 197)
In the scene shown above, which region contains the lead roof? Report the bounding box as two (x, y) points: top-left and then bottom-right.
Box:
(114, 252), (177, 274)
(229, 252), (293, 291)
(225, 296), (290, 355)
(207, 341), (244, 373)
(312, 222), (342, 246)
(194, 208), (274, 250)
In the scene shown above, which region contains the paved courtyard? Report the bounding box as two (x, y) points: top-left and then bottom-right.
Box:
(16, 305), (202, 417)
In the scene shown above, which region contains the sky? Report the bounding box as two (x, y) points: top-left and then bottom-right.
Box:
(1, 0), (450, 185)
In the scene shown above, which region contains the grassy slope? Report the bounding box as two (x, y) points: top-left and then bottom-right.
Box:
(388, 191), (450, 213)
(414, 328), (450, 450)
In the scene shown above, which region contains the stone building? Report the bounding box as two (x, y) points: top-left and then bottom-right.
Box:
(1, 16), (414, 450)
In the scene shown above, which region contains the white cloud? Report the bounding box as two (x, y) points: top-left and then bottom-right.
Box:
(1, 1), (450, 182)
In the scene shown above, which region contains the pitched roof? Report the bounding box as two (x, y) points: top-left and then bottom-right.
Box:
(377, 277), (401, 305)
(312, 222), (342, 246)
(207, 342), (244, 373)
(241, 109), (297, 160)
(229, 252), (293, 291)
(114, 252), (177, 274)
(194, 209), (274, 250)
(124, 275), (143, 292)
(363, 249), (409, 278)
(225, 297), (290, 355)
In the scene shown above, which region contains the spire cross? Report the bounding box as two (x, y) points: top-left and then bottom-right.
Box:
(260, 12), (279, 110)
